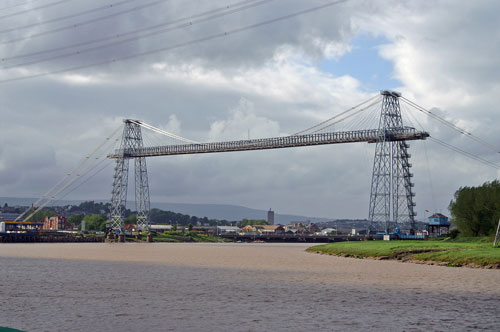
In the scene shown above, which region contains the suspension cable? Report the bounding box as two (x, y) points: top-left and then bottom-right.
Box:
(292, 93), (379, 135)
(309, 97), (382, 134)
(17, 124), (123, 221)
(51, 159), (114, 206)
(129, 120), (200, 144)
(401, 97), (499, 153)
(23, 133), (121, 221)
(429, 137), (500, 170)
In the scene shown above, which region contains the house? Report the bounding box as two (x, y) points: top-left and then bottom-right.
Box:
(124, 224), (137, 232)
(255, 225), (285, 234)
(426, 213), (451, 236)
(241, 225), (258, 233)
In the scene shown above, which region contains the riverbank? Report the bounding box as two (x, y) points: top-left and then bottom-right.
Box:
(307, 237), (500, 268)
(0, 243), (499, 331)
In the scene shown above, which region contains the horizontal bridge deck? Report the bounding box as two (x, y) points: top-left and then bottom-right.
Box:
(108, 127), (429, 158)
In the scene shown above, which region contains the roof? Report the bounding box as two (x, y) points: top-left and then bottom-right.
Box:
(429, 213), (448, 219)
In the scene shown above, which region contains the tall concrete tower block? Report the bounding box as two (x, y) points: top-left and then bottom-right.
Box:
(267, 209), (275, 225)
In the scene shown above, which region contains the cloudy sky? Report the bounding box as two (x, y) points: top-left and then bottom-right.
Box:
(0, 0), (499, 220)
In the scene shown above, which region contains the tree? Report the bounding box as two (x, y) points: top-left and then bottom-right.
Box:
(68, 214), (84, 226)
(82, 214), (107, 232)
(449, 180), (500, 236)
(240, 219), (268, 227)
(125, 214), (137, 224)
(188, 223), (193, 232)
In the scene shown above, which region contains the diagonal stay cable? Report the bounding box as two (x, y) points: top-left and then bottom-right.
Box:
(23, 133), (122, 221)
(292, 93), (379, 135)
(16, 124), (123, 221)
(51, 159), (115, 206)
(429, 137), (500, 170)
(0, 0), (348, 84)
(310, 97), (382, 133)
(129, 120), (200, 144)
(401, 97), (499, 153)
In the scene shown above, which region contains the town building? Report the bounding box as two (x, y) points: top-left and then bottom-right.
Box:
(42, 216), (72, 231)
(267, 209), (275, 225)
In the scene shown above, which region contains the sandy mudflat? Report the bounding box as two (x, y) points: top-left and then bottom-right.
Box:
(1, 242), (499, 295)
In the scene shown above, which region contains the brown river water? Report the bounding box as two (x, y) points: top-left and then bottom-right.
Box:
(0, 242), (499, 331)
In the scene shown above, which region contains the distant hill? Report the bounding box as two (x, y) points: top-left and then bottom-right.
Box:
(0, 197), (331, 224)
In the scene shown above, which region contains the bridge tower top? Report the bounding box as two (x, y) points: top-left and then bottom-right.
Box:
(380, 90), (401, 98)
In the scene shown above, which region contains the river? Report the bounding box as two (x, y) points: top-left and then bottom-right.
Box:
(0, 243), (498, 331)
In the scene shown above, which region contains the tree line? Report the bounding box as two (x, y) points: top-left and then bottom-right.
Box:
(449, 180), (500, 236)
(31, 201), (232, 232)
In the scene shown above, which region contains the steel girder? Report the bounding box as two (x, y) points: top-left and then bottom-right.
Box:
(108, 120), (150, 233)
(369, 91), (417, 234)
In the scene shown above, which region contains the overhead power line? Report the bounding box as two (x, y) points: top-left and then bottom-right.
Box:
(0, 0), (349, 84)
(0, 0), (72, 20)
(1, 0), (275, 69)
(0, 0), (142, 34)
(2, 0), (268, 61)
(0, 0), (169, 44)
(0, 0), (44, 12)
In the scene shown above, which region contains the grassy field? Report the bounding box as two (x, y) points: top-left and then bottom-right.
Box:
(307, 237), (500, 267)
(151, 232), (230, 243)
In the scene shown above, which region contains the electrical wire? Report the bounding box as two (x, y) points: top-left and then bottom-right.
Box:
(0, 0), (348, 84)
(1, 0), (168, 44)
(0, 0), (142, 34)
(0, 0), (72, 20)
(1, 0), (275, 70)
(2, 0), (269, 61)
(0, 0), (44, 12)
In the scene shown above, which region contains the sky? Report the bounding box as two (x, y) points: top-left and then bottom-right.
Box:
(0, 0), (499, 220)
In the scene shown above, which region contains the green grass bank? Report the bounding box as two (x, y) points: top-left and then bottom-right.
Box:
(150, 231), (230, 243)
(307, 237), (500, 268)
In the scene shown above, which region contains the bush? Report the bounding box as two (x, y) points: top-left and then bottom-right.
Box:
(449, 229), (460, 239)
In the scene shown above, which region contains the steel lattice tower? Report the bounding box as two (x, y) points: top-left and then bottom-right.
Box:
(108, 120), (150, 233)
(369, 91), (416, 234)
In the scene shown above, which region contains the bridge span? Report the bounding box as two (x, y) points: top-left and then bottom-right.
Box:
(108, 127), (429, 158)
